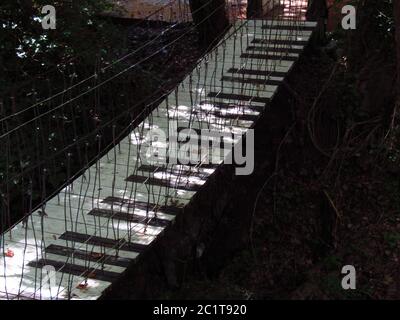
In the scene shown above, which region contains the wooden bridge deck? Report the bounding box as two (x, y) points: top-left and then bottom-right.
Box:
(0, 18), (316, 300)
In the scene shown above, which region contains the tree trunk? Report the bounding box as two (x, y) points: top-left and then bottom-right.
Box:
(306, 0), (328, 20)
(190, 0), (229, 47)
(247, 0), (263, 18)
(395, 0), (400, 100)
(306, 0), (328, 44)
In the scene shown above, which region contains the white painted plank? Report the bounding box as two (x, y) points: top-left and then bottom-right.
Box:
(0, 240), (111, 300)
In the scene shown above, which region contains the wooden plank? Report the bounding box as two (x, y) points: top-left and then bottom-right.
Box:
(245, 45), (303, 55)
(219, 32), (313, 46)
(61, 166), (199, 201)
(221, 75), (282, 86)
(42, 203), (174, 234)
(4, 222), (153, 257)
(56, 184), (191, 208)
(45, 244), (133, 268)
(59, 232), (149, 254)
(252, 37), (309, 46)
(29, 251), (126, 276)
(97, 144), (220, 183)
(5, 209), (158, 249)
(194, 64), (292, 81)
(227, 67), (288, 78)
(125, 174), (202, 192)
(143, 110), (256, 132)
(2, 236), (138, 262)
(88, 208), (170, 228)
(27, 259), (120, 283)
(204, 54), (295, 69)
(240, 19), (317, 28)
(149, 103), (262, 130)
(207, 92), (270, 105)
(45, 191), (179, 223)
(102, 195), (182, 216)
(240, 52), (298, 62)
(262, 24), (316, 31)
(32, 200), (168, 238)
(0, 240), (112, 300)
(156, 105), (260, 125)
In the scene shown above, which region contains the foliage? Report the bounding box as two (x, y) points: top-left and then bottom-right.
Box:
(0, 1), (203, 228)
(330, 0), (395, 51)
(0, 0), (125, 98)
(0, 1), (127, 224)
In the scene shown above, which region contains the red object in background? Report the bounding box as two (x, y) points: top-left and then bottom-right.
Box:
(76, 282), (89, 290)
(4, 249), (14, 258)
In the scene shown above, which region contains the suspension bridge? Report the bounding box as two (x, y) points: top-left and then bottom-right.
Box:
(0, 0), (316, 300)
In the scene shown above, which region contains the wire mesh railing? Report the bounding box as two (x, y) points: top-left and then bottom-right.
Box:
(0, 0), (313, 300)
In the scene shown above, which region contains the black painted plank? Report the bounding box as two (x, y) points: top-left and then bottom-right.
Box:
(246, 45), (303, 54)
(241, 52), (298, 61)
(125, 174), (201, 192)
(59, 231), (148, 253)
(221, 75), (282, 86)
(261, 24), (315, 31)
(139, 164), (211, 180)
(227, 68), (287, 78)
(102, 197), (182, 216)
(88, 208), (170, 228)
(207, 92), (270, 105)
(200, 100), (264, 113)
(252, 38), (309, 46)
(45, 244), (133, 268)
(165, 159), (219, 169)
(198, 109), (259, 122)
(28, 258), (120, 282)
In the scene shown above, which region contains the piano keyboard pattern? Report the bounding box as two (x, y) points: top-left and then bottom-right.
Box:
(0, 19), (316, 300)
